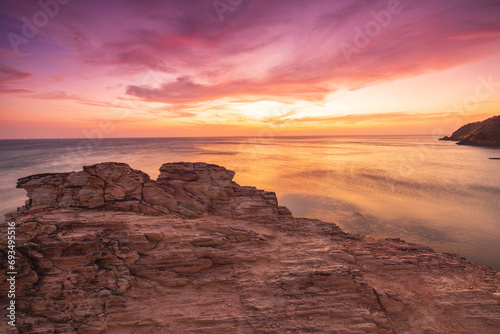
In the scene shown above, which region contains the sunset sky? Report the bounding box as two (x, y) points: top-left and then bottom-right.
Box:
(1, 0), (500, 138)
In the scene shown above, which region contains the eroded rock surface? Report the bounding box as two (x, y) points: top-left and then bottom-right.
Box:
(14, 162), (288, 221)
(1, 163), (499, 333)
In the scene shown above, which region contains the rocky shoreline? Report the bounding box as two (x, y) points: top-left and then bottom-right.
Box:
(440, 115), (500, 147)
(1, 162), (500, 333)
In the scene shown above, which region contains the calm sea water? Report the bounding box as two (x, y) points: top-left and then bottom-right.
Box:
(1, 136), (499, 270)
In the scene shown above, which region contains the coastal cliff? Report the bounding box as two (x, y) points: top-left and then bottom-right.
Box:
(1, 162), (499, 333)
(440, 115), (500, 147)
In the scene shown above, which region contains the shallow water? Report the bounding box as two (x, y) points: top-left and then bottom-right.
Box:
(1, 136), (499, 270)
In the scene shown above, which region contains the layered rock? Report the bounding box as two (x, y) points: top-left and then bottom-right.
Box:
(1, 163), (499, 334)
(440, 115), (500, 147)
(14, 162), (290, 221)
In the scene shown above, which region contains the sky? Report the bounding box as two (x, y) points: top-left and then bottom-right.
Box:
(1, 0), (500, 138)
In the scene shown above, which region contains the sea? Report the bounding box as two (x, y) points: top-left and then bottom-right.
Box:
(1, 136), (499, 270)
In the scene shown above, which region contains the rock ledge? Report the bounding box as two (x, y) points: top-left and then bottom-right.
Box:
(14, 162), (290, 221)
(1, 162), (499, 334)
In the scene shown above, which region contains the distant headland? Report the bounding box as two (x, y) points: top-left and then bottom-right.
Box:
(440, 115), (500, 147)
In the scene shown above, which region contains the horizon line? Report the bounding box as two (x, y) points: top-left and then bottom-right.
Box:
(0, 134), (440, 140)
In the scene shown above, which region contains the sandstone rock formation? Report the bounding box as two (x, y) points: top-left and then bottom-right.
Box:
(14, 162), (290, 221)
(1, 163), (499, 333)
(440, 115), (500, 147)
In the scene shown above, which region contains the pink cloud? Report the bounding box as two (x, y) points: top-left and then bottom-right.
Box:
(29, 90), (131, 109)
(0, 62), (32, 94)
(126, 75), (332, 104)
(1, 0), (500, 104)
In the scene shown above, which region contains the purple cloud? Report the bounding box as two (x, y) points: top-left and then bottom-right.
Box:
(1, 0), (499, 103)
